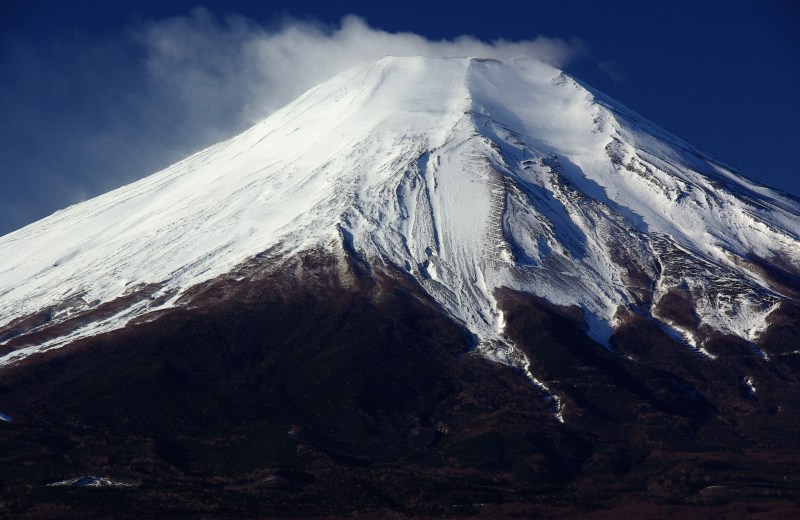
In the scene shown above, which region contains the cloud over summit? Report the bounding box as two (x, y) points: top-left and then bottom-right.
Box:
(0, 10), (583, 235)
(139, 10), (584, 128)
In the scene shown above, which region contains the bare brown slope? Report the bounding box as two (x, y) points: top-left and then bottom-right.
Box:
(0, 248), (798, 518)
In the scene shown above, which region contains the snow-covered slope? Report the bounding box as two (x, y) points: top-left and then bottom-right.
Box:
(2, 56), (799, 368)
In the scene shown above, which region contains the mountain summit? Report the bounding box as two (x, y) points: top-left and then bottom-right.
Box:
(2, 57), (800, 517)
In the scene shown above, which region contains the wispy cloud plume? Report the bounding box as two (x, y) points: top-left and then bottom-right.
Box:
(597, 60), (625, 83)
(139, 10), (585, 128)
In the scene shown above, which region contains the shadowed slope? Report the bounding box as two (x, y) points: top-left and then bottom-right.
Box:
(1, 248), (799, 518)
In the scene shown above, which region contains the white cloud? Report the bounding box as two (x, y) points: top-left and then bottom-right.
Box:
(138, 10), (585, 129)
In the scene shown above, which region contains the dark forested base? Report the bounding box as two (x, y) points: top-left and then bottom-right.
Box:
(1, 251), (799, 518)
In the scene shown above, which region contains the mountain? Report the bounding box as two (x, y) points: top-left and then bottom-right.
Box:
(1, 56), (799, 518)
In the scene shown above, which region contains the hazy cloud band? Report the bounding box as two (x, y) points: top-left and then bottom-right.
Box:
(140, 11), (584, 128)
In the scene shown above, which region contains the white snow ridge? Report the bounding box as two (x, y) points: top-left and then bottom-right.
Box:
(1, 56), (799, 375)
(46, 476), (135, 488)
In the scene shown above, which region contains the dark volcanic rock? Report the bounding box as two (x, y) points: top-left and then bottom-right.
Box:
(0, 250), (799, 519)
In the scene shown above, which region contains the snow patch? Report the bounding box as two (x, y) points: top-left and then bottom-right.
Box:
(744, 376), (757, 395)
(47, 476), (135, 488)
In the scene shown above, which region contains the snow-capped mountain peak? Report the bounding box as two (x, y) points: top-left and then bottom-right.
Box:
(1, 56), (799, 369)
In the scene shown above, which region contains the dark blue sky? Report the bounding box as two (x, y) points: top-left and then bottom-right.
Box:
(1, 0), (798, 236)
